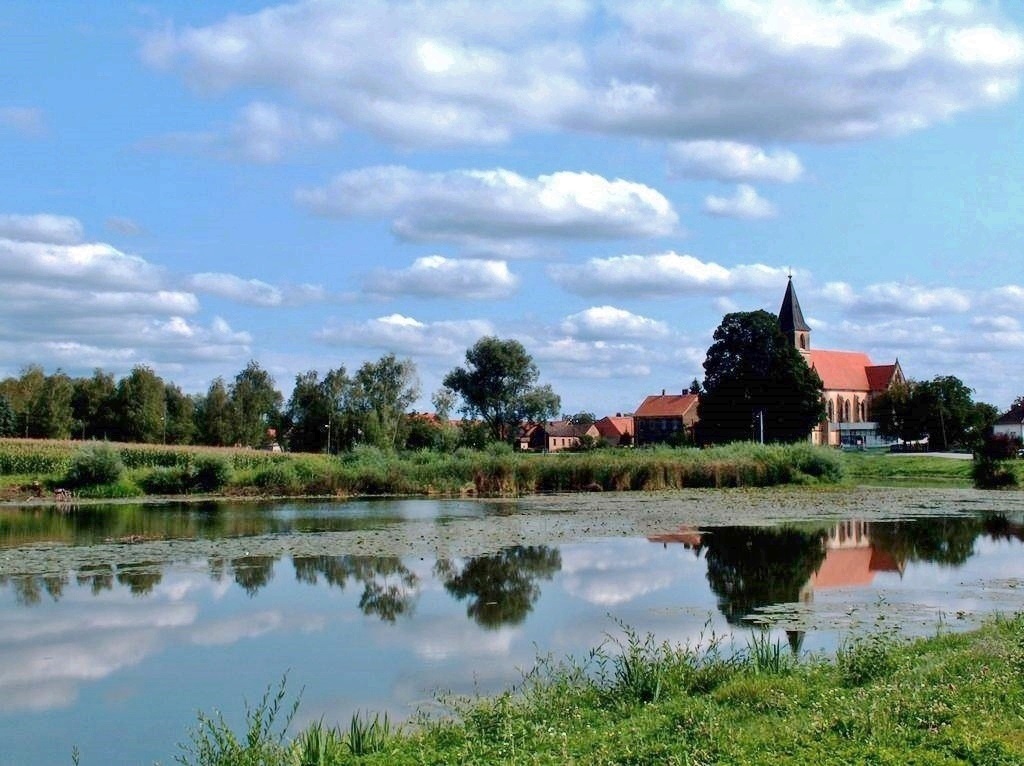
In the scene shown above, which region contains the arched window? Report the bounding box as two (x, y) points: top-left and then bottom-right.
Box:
(843, 399), (851, 421)
(827, 400), (835, 421)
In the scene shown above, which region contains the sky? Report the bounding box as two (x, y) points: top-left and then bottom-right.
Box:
(2, 0), (1024, 417)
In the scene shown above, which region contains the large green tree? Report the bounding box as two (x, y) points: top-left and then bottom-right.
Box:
(229, 361), (282, 447)
(72, 369), (118, 440)
(350, 354), (419, 450)
(30, 371), (75, 439)
(116, 366), (166, 442)
(874, 376), (994, 450)
(194, 377), (234, 446)
(0, 394), (15, 437)
(443, 337), (560, 443)
(697, 310), (825, 444)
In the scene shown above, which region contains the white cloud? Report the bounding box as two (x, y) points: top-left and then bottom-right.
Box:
(297, 166), (677, 247)
(0, 214), (83, 245)
(365, 256), (519, 299)
(985, 285), (1024, 312)
(668, 140), (804, 182)
(143, 1), (588, 148)
(144, 2), (1024, 146)
(703, 184), (777, 219)
(150, 101), (342, 162)
(820, 281), (972, 316)
(188, 272), (284, 306)
(0, 238), (161, 290)
(561, 306), (668, 340)
(317, 314), (494, 357)
(531, 337), (651, 379)
(549, 252), (787, 297)
(0, 106), (45, 137)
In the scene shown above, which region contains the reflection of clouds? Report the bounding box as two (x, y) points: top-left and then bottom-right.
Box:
(0, 628), (161, 710)
(189, 611), (283, 646)
(395, 613), (517, 661)
(0, 681), (77, 713)
(559, 541), (699, 606)
(0, 602), (197, 643)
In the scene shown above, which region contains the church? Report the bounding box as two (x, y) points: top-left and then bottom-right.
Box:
(778, 278), (904, 447)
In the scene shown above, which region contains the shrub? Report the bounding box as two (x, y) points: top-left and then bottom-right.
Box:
(64, 444), (124, 488)
(192, 455), (231, 492)
(138, 466), (189, 495)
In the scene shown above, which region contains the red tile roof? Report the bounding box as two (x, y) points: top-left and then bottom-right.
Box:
(595, 416), (634, 440)
(807, 350), (874, 391)
(635, 393), (699, 418)
(865, 364), (897, 392)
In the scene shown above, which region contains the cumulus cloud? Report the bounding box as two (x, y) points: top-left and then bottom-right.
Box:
(549, 252), (786, 297)
(668, 141), (804, 182)
(0, 223), (254, 375)
(143, 2), (1024, 147)
(149, 102), (342, 162)
(297, 166), (677, 248)
(560, 306), (668, 340)
(0, 106), (45, 137)
(317, 314), (495, 357)
(0, 214), (84, 245)
(820, 281), (972, 316)
(703, 184), (777, 219)
(188, 272), (284, 306)
(531, 337), (652, 379)
(365, 256), (519, 299)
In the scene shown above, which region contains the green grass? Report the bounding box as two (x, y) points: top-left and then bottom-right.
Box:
(838, 450), (978, 488)
(172, 614), (1024, 765)
(1, 439), (843, 499)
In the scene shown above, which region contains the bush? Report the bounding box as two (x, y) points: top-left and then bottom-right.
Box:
(64, 444), (124, 488)
(192, 455), (231, 492)
(138, 466), (189, 494)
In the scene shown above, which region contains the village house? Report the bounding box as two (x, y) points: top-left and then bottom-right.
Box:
(633, 392), (699, 446)
(779, 278), (904, 447)
(594, 414), (634, 446)
(518, 420), (600, 452)
(992, 403), (1024, 444)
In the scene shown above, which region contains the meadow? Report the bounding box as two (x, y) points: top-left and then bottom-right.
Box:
(0, 438), (844, 500)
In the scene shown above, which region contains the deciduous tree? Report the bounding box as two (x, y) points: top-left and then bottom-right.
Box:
(697, 310), (824, 444)
(443, 337), (561, 443)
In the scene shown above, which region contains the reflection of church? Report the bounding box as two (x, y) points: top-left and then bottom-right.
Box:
(779, 278), (905, 447)
(797, 520), (904, 602)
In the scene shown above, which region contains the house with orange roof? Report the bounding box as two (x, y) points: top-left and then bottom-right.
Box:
(595, 414), (635, 446)
(518, 420), (600, 452)
(634, 392), (700, 446)
(779, 278), (904, 447)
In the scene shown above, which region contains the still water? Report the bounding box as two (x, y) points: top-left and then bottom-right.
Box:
(1, 492), (1023, 765)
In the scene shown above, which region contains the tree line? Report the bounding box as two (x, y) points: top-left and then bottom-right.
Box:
(0, 337), (562, 453)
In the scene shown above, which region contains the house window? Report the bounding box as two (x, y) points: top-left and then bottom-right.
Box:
(827, 400), (834, 421)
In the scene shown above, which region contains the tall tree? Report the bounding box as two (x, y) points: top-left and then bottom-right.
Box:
(0, 394), (15, 437)
(443, 337), (561, 443)
(697, 310), (825, 444)
(915, 375), (989, 451)
(30, 371), (75, 439)
(350, 354), (420, 450)
(229, 361), (282, 447)
(116, 366), (166, 442)
(195, 377), (234, 446)
(870, 380), (927, 443)
(0, 365), (46, 436)
(164, 383), (195, 444)
(71, 369), (118, 440)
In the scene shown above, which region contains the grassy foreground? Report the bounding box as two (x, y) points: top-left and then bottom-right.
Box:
(175, 616), (1024, 765)
(0, 438), (842, 499)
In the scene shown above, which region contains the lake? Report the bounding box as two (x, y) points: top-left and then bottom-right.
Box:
(2, 487), (1024, 765)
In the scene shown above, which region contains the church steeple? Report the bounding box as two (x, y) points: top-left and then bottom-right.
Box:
(778, 276), (811, 353)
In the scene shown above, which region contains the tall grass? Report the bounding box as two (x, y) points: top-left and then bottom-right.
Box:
(1, 438), (842, 498)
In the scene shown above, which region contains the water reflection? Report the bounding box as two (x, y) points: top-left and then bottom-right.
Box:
(437, 546), (562, 628)
(293, 555), (420, 622)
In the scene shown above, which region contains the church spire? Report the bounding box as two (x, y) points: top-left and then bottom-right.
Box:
(778, 276), (811, 352)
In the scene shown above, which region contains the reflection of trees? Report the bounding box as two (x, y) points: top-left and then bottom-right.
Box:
(291, 555), (419, 622)
(0, 573), (69, 606)
(116, 562), (163, 596)
(232, 555), (278, 596)
(77, 565), (114, 595)
(701, 527), (827, 625)
(870, 517), (982, 567)
(437, 546), (561, 629)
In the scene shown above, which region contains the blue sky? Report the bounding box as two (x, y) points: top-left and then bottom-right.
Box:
(2, 0), (1023, 416)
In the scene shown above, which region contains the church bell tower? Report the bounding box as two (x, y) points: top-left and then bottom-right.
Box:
(778, 276), (811, 356)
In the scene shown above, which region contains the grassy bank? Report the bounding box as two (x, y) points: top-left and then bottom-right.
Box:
(838, 450), (980, 488)
(0, 439), (842, 500)
(175, 615), (1024, 765)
